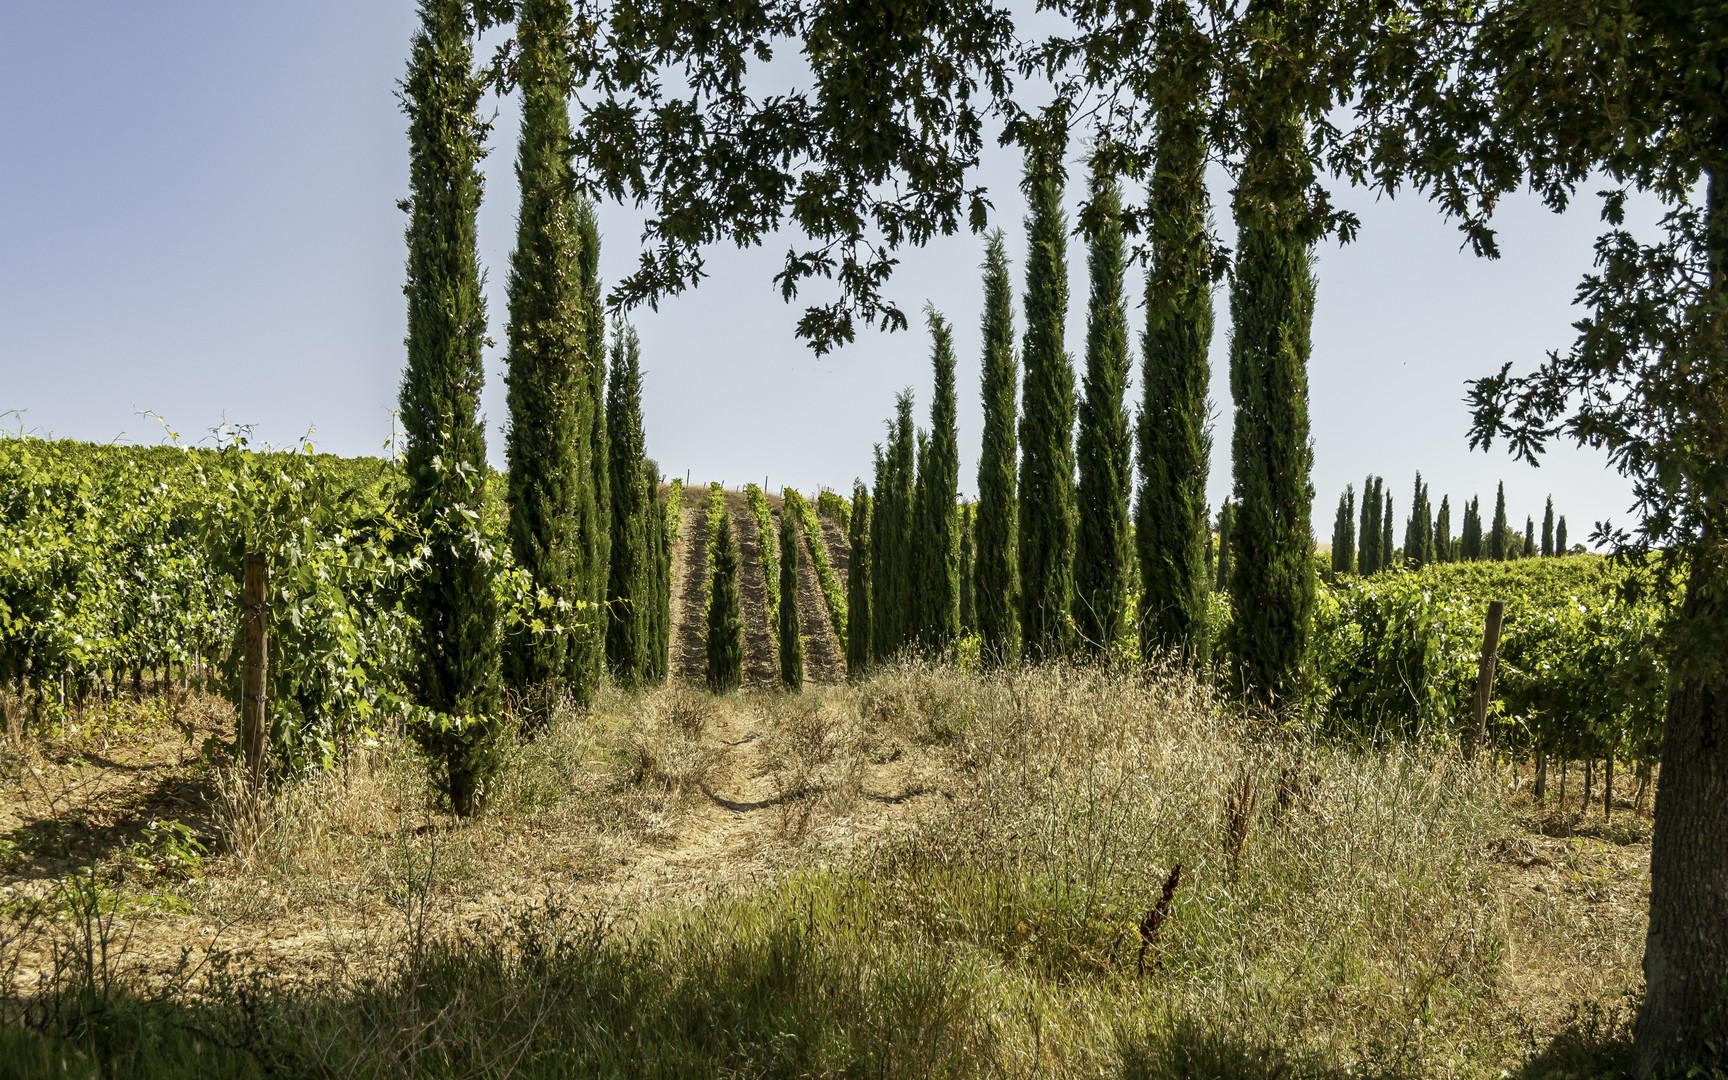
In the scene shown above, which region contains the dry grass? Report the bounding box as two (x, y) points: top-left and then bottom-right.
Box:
(0, 663), (1647, 1078)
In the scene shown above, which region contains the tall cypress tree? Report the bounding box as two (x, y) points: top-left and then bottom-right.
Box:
(645, 458), (670, 683)
(1358, 476), (1381, 575)
(1490, 481), (1509, 561)
(705, 510), (743, 693)
(1215, 502), (1234, 591)
(1017, 130), (1077, 662)
(1223, 19), (1319, 706)
(958, 503), (975, 636)
(871, 394), (916, 662)
(1556, 516), (1568, 555)
(605, 320), (653, 685)
(1434, 495), (1452, 563)
(777, 502), (804, 690)
(399, 0), (499, 816)
(846, 480), (873, 677)
(1523, 516), (1536, 559)
(502, 0), (583, 711)
(911, 310), (961, 654)
(1542, 496), (1555, 557)
(975, 231), (1020, 665)
(1073, 162), (1134, 657)
(1404, 473), (1433, 569)
(1461, 496), (1483, 560)
(1381, 489), (1395, 569)
(1331, 486), (1355, 575)
(574, 201), (608, 699)
(1135, 0), (1216, 664)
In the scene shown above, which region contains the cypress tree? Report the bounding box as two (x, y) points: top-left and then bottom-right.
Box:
(975, 231), (1020, 665)
(574, 200), (608, 699)
(1490, 481), (1509, 561)
(502, 0), (584, 710)
(1461, 496), (1483, 560)
(777, 502), (804, 690)
(911, 309), (961, 654)
(846, 480), (873, 677)
(1434, 495), (1452, 563)
(646, 459), (670, 683)
(1557, 515), (1568, 555)
(1215, 502), (1234, 591)
(871, 394), (916, 662)
(1073, 162), (1134, 656)
(1017, 130), (1077, 662)
(605, 320), (652, 684)
(1223, 49), (1320, 705)
(1135, 0), (1216, 664)
(1209, 514), (1223, 590)
(705, 510), (743, 693)
(1523, 515), (1536, 559)
(1404, 473), (1433, 569)
(1542, 497), (1555, 557)
(958, 503), (975, 636)
(1381, 490), (1395, 569)
(399, 0), (500, 816)
(1331, 486), (1355, 575)
(1358, 476), (1381, 575)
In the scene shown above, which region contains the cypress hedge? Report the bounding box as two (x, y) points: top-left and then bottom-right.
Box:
(1017, 132), (1077, 662)
(975, 231), (1019, 666)
(399, 0), (500, 816)
(501, 0), (584, 710)
(1074, 162), (1133, 657)
(574, 201), (608, 701)
(1215, 502), (1234, 591)
(646, 458), (670, 683)
(846, 480), (872, 678)
(1461, 496), (1483, 560)
(1380, 490), (1395, 569)
(1134, 0), (1216, 663)
(1490, 481), (1509, 561)
(871, 394), (916, 662)
(958, 503), (975, 636)
(1357, 475), (1381, 575)
(1331, 486), (1355, 576)
(1404, 473), (1433, 569)
(605, 321), (654, 685)
(777, 502), (804, 691)
(705, 504), (743, 693)
(912, 309), (961, 654)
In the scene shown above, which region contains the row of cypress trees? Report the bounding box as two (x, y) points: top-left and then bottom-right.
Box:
(846, 5), (1226, 679)
(850, 5), (1220, 679)
(397, 0), (669, 815)
(1329, 474), (1571, 574)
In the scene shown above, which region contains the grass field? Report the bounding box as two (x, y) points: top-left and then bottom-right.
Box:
(0, 661), (1646, 1078)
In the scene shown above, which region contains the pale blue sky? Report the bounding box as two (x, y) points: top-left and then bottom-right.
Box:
(2, 2), (1640, 545)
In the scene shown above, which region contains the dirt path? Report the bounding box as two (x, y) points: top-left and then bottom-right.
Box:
(668, 487), (709, 684)
(788, 510), (845, 683)
(726, 493), (780, 687)
(818, 512), (849, 599)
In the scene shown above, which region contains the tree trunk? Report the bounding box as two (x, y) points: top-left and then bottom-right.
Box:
(241, 552), (269, 782)
(1604, 754), (1614, 822)
(1535, 753), (1547, 801)
(1635, 552), (1728, 1075)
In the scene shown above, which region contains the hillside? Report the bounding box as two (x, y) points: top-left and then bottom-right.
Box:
(666, 484), (850, 686)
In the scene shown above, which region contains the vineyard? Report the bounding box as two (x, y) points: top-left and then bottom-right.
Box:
(0, 432), (1672, 1078)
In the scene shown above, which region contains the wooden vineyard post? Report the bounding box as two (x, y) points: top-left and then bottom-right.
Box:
(1466, 600), (1506, 762)
(241, 552), (268, 782)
